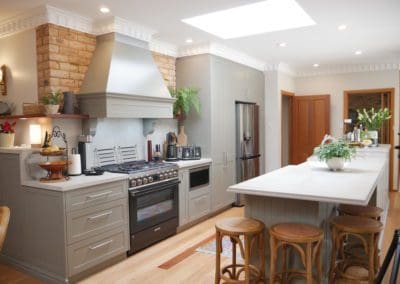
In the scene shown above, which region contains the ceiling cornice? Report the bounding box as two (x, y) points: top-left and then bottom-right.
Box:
(178, 42), (266, 71)
(264, 62), (297, 77)
(149, 39), (179, 57)
(296, 63), (400, 77)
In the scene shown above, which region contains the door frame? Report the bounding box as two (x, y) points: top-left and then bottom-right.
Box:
(281, 90), (294, 166)
(343, 88), (395, 191)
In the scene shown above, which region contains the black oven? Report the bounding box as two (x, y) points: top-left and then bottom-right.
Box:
(128, 179), (179, 254)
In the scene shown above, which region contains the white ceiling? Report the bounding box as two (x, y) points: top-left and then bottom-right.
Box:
(1, 0), (400, 73)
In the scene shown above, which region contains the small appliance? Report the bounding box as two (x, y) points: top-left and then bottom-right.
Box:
(166, 132), (178, 161)
(178, 145), (202, 160)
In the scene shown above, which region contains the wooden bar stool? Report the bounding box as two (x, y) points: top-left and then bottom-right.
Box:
(215, 217), (265, 284)
(338, 204), (383, 220)
(269, 223), (324, 284)
(329, 215), (383, 284)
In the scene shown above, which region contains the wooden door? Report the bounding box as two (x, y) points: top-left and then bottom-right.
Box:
(291, 95), (330, 164)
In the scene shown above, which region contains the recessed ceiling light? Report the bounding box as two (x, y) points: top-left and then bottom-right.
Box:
(355, 50), (363, 55)
(313, 63), (320, 67)
(337, 24), (347, 31)
(182, 0), (316, 39)
(100, 7), (110, 14)
(185, 38), (193, 43)
(278, 42), (287, 47)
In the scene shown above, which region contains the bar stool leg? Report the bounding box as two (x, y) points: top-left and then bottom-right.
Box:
(281, 244), (287, 284)
(231, 237), (237, 280)
(368, 234), (375, 284)
(244, 235), (251, 284)
(269, 235), (277, 284)
(316, 240), (323, 284)
(306, 242), (313, 284)
(259, 231), (266, 282)
(215, 231), (221, 284)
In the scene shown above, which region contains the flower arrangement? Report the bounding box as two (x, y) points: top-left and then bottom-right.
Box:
(314, 139), (355, 162)
(357, 107), (391, 130)
(0, 121), (16, 133)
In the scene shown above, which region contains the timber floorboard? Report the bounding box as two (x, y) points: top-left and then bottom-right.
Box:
(1, 193), (400, 283)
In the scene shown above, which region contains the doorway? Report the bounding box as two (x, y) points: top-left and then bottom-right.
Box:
(343, 88), (395, 191)
(281, 91), (294, 167)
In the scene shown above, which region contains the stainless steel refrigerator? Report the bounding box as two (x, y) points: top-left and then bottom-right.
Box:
(235, 102), (260, 206)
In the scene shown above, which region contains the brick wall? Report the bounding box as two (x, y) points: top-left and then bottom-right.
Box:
(152, 52), (176, 89)
(36, 24), (96, 99)
(36, 24), (176, 99)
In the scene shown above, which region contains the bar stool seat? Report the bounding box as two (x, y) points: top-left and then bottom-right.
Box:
(330, 215), (383, 284)
(269, 223), (324, 284)
(215, 217), (265, 284)
(338, 204), (383, 220)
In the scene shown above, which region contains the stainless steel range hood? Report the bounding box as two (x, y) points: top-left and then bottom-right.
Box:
(77, 32), (174, 118)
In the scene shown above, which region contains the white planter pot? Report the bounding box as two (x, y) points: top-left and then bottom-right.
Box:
(326, 157), (345, 171)
(44, 104), (60, 115)
(367, 130), (379, 146)
(0, 133), (15, 147)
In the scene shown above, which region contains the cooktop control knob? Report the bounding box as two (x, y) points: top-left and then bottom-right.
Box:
(148, 176), (154, 183)
(168, 171), (173, 178)
(142, 177), (148, 184)
(136, 178), (143, 186)
(173, 170), (178, 177)
(159, 174), (164, 180)
(130, 179), (137, 187)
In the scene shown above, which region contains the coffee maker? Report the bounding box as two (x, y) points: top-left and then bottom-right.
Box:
(166, 132), (178, 161)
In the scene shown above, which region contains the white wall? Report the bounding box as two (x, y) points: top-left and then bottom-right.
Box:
(295, 70), (400, 189)
(0, 29), (38, 115)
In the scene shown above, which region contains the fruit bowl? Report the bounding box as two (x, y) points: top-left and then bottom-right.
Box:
(39, 147), (66, 156)
(39, 160), (70, 181)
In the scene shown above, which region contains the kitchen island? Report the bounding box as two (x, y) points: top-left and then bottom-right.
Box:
(228, 146), (390, 282)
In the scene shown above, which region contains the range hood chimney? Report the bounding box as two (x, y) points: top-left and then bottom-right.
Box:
(77, 32), (174, 118)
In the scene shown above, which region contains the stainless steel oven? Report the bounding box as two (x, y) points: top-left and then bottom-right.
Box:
(128, 178), (179, 254)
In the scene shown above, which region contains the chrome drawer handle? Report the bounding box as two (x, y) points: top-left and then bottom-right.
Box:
(88, 211), (112, 220)
(86, 191), (113, 200)
(89, 239), (113, 250)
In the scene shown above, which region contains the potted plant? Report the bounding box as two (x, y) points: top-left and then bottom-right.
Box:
(314, 139), (355, 171)
(357, 107), (391, 146)
(0, 121), (16, 147)
(41, 90), (63, 115)
(169, 87), (201, 121)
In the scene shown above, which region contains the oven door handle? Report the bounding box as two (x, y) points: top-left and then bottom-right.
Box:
(130, 180), (180, 197)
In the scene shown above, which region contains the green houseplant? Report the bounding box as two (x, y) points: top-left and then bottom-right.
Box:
(314, 139), (355, 171)
(169, 87), (200, 121)
(41, 90), (63, 115)
(357, 107), (391, 146)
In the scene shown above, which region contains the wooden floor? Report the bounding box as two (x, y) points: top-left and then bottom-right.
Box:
(1, 193), (400, 283)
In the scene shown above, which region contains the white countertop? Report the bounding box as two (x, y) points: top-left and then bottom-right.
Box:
(228, 155), (387, 205)
(171, 158), (212, 169)
(0, 146), (36, 154)
(22, 172), (128, 191)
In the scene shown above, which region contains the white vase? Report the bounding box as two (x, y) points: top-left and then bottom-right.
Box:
(326, 157), (345, 171)
(0, 133), (15, 147)
(367, 130), (379, 147)
(44, 104), (60, 115)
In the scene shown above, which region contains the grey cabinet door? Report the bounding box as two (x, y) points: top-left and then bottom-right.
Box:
(178, 169), (189, 226)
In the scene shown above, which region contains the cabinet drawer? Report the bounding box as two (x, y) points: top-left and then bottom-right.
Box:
(66, 180), (127, 212)
(67, 227), (128, 276)
(189, 192), (211, 222)
(66, 199), (128, 244)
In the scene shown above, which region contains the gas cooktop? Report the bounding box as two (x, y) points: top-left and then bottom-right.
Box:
(97, 160), (179, 189)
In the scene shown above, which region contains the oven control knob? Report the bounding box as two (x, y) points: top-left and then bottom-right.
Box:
(159, 174), (164, 180)
(142, 177), (148, 184)
(136, 178), (143, 186)
(148, 176), (154, 183)
(130, 179), (137, 187)
(173, 170), (178, 177)
(168, 171), (173, 178)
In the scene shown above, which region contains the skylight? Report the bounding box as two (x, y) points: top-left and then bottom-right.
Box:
(182, 0), (315, 39)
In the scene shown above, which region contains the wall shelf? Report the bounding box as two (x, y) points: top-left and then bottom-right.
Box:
(0, 114), (90, 120)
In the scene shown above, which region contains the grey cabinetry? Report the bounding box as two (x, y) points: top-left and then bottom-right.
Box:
(176, 55), (264, 212)
(178, 169), (189, 226)
(0, 153), (129, 283)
